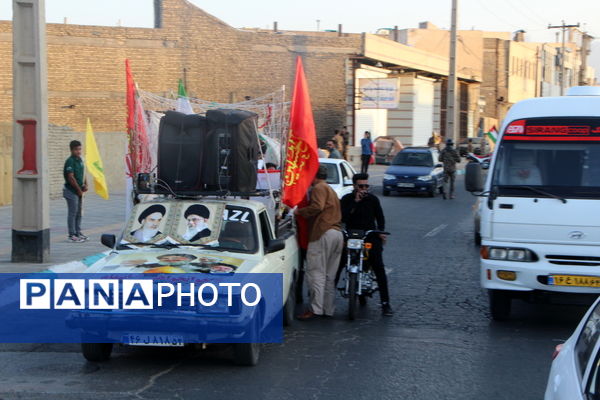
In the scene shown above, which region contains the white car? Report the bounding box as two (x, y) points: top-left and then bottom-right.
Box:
(319, 158), (356, 199)
(545, 296), (600, 399)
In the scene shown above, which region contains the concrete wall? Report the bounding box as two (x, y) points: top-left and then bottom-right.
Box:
(0, 122), (11, 206)
(387, 75), (435, 146)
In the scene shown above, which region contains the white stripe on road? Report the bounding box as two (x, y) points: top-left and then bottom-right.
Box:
(423, 224), (448, 238)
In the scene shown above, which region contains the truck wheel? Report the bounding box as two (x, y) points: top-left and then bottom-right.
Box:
(348, 272), (358, 320)
(383, 189), (390, 197)
(283, 275), (296, 327)
(81, 343), (113, 362)
(233, 342), (260, 366)
(489, 290), (512, 321)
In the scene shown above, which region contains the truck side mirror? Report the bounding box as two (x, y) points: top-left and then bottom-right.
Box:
(465, 163), (484, 192)
(101, 234), (116, 249)
(265, 238), (285, 254)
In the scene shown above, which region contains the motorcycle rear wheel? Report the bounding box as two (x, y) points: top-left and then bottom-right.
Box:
(348, 272), (358, 320)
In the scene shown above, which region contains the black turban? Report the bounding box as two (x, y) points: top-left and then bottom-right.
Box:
(184, 204), (210, 219)
(138, 204), (167, 223)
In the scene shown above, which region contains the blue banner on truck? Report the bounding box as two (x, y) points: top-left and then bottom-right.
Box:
(0, 273), (282, 343)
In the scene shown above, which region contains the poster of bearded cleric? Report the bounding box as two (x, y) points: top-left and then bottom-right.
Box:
(172, 202), (223, 245)
(125, 203), (170, 244)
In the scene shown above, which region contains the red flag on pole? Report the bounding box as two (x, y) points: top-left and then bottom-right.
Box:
(124, 59), (151, 176)
(282, 56), (319, 207)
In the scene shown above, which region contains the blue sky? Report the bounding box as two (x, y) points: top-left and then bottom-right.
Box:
(1, 0), (599, 77)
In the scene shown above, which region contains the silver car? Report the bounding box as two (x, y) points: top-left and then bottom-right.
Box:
(545, 296), (600, 399)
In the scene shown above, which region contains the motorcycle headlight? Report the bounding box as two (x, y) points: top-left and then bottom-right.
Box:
(347, 239), (363, 249)
(383, 174), (396, 181)
(417, 175), (433, 181)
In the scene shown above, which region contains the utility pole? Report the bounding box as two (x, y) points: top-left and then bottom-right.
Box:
(579, 32), (594, 86)
(446, 0), (459, 143)
(548, 21), (580, 95)
(12, 0), (50, 262)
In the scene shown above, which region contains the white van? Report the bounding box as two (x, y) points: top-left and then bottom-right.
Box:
(466, 86), (600, 320)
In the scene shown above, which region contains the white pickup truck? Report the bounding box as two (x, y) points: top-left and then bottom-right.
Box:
(466, 86), (600, 320)
(74, 197), (299, 365)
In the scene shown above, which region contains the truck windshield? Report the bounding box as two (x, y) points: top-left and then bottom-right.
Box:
(493, 117), (600, 199)
(216, 206), (258, 253)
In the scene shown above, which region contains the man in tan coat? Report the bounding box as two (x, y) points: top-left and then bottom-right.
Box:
(295, 165), (344, 319)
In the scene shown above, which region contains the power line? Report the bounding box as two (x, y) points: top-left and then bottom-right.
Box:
(473, 1), (525, 30)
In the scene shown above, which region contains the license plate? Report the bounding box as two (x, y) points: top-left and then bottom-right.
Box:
(397, 183), (415, 188)
(122, 333), (184, 347)
(548, 275), (600, 288)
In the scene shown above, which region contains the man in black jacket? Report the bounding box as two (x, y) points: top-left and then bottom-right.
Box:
(340, 173), (393, 316)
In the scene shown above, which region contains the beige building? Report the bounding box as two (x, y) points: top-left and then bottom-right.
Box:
(395, 23), (596, 134)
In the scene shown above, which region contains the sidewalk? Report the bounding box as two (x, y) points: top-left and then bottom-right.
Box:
(0, 193), (126, 272)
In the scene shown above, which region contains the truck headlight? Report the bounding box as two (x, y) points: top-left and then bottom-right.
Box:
(383, 174), (396, 181)
(347, 239), (363, 249)
(482, 246), (537, 262)
(417, 175), (433, 181)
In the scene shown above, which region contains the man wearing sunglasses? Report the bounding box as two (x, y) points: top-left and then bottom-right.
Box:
(340, 173), (393, 316)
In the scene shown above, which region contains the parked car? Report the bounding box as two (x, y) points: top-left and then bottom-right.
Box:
(373, 136), (404, 165)
(382, 147), (444, 197)
(319, 158), (356, 199)
(458, 137), (488, 156)
(545, 296), (600, 400)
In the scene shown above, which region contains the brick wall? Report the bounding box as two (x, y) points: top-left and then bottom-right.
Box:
(0, 0), (360, 139)
(0, 0), (363, 205)
(48, 125), (127, 199)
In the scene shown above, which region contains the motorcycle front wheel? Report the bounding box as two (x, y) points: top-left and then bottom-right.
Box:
(348, 272), (358, 320)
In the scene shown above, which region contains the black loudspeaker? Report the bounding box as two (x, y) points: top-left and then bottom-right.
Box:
(203, 109), (259, 192)
(157, 111), (206, 193)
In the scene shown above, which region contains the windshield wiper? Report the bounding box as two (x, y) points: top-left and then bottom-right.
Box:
(500, 185), (567, 203)
(150, 243), (180, 249)
(186, 243), (226, 252)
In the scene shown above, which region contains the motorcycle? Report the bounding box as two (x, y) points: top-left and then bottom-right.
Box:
(338, 229), (389, 320)
(466, 152), (491, 169)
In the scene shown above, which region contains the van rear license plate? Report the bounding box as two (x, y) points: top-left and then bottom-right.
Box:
(397, 183), (415, 188)
(123, 334), (184, 347)
(549, 275), (600, 288)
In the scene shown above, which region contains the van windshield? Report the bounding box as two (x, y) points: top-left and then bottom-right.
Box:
(493, 117), (600, 199)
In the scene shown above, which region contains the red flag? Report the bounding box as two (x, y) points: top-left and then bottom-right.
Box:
(282, 56), (319, 207)
(124, 60), (151, 176)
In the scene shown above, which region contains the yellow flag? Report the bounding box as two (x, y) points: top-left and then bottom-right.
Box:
(85, 118), (109, 199)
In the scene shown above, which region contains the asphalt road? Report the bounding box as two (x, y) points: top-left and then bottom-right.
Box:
(0, 174), (590, 400)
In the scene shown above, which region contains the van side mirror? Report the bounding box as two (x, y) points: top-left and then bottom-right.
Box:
(465, 163), (484, 192)
(101, 234), (116, 249)
(265, 238), (286, 254)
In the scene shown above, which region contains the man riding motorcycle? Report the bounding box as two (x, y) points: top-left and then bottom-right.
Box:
(340, 173), (393, 316)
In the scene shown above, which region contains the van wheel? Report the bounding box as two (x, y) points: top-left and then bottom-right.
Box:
(81, 343), (113, 362)
(383, 189), (390, 197)
(474, 231), (482, 246)
(489, 290), (512, 321)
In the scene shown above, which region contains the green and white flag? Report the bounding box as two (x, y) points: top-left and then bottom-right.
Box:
(176, 79), (194, 114)
(486, 126), (497, 144)
(485, 126), (498, 151)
